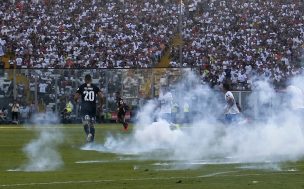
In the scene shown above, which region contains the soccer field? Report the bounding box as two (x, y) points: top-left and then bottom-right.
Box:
(0, 124), (303, 189)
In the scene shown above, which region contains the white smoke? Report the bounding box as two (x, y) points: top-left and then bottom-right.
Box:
(85, 70), (304, 169)
(20, 112), (64, 172)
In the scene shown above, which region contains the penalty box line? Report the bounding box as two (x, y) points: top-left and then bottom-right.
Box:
(0, 171), (303, 187)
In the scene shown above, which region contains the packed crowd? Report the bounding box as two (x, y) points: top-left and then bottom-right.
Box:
(171, 0), (304, 88)
(0, 0), (176, 68)
(0, 0), (304, 88)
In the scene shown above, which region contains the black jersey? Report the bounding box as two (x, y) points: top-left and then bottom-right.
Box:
(76, 83), (101, 117)
(116, 97), (124, 109)
(116, 97), (128, 114)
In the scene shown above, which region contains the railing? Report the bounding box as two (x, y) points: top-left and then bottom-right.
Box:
(0, 68), (286, 123)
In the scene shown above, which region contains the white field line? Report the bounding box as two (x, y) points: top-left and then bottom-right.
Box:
(0, 171), (303, 187)
(0, 126), (111, 130)
(0, 127), (26, 129)
(198, 171), (239, 177)
(0, 125), (111, 129)
(75, 160), (110, 164)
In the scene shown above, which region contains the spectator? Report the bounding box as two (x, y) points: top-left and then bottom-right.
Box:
(158, 86), (173, 122)
(19, 103), (30, 123)
(11, 100), (20, 124)
(0, 107), (8, 123)
(223, 83), (240, 124)
(0, 38), (5, 57)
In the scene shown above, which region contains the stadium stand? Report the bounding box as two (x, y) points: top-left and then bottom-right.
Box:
(170, 0), (304, 89)
(0, 0), (303, 88)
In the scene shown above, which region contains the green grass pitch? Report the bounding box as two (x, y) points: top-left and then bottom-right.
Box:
(0, 124), (303, 189)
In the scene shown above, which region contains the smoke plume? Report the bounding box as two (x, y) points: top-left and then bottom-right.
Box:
(85, 70), (304, 168)
(20, 112), (64, 171)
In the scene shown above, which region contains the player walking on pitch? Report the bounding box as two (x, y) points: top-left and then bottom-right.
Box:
(115, 91), (129, 130)
(223, 83), (240, 124)
(74, 74), (103, 142)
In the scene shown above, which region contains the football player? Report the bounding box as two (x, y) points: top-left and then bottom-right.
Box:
(74, 74), (103, 142)
(115, 91), (129, 130)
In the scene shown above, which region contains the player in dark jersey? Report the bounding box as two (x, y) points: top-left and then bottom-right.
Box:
(115, 91), (129, 130)
(74, 74), (103, 142)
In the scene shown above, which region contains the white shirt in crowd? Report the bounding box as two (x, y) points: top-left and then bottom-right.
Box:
(16, 57), (22, 66)
(11, 103), (20, 113)
(20, 106), (30, 118)
(159, 91), (173, 114)
(0, 38), (5, 56)
(39, 83), (48, 93)
(224, 91), (240, 114)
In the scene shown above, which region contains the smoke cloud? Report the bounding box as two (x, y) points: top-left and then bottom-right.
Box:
(84, 70), (304, 169)
(19, 112), (64, 172)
